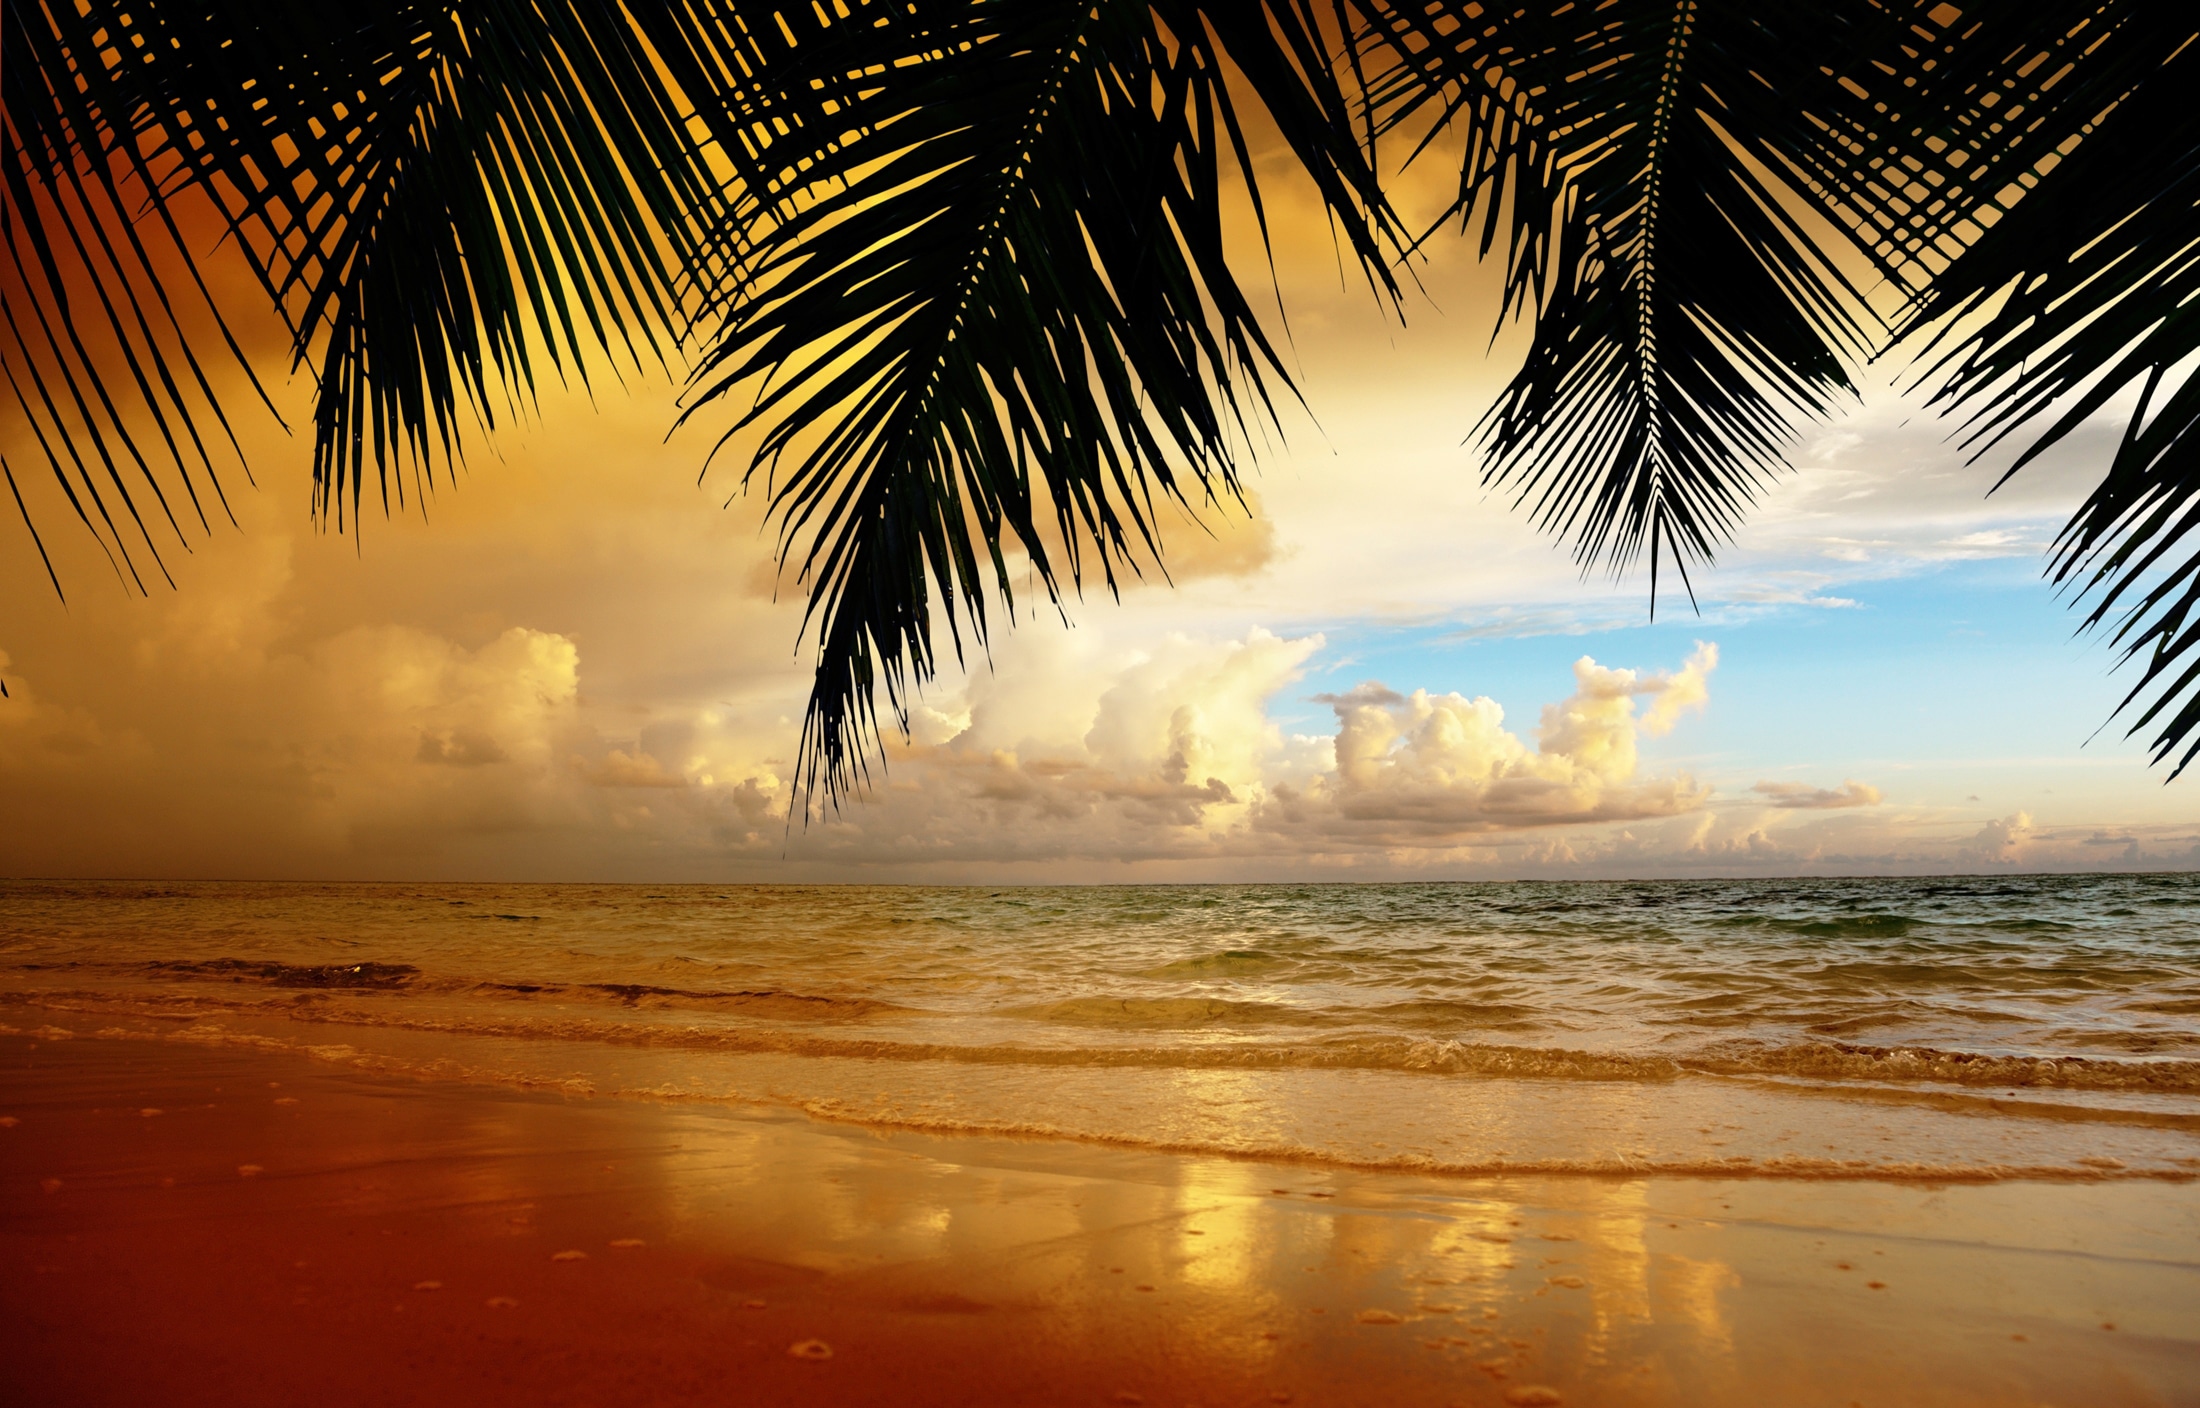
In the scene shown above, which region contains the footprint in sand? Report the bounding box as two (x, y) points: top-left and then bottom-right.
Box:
(1356, 1309), (1405, 1324)
(551, 1250), (589, 1262)
(787, 1339), (833, 1360)
(1504, 1389), (1563, 1407)
(1546, 1276), (1586, 1289)
(609, 1238), (645, 1249)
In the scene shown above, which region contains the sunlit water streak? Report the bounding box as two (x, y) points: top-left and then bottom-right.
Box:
(5, 875), (2198, 1179)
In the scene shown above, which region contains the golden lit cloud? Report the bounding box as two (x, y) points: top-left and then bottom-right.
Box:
(1750, 779), (1882, 809)
(1258, 645), (1718, 841)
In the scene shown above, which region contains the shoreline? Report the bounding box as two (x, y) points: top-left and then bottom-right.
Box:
(6, 1029), (2199, 1406)
(9, 1001), (2195, 1187)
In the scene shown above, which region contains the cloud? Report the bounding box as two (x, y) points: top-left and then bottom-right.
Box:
(1751, 779), (1882, 809)
(2, 177), (2191, 882)
(576, 748), (688, 788)
(840, 627), (1321, 849)
(1255, 644), (1718, 840)
(1968, 810), (2035, 857)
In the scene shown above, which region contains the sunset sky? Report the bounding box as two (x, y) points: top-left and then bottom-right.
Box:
(2, 137), (2192, 883)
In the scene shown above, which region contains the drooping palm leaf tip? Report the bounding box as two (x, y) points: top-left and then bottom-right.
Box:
(1908, 11), (2200, 778)
(6, 3), (2200, 802)
(676, 0), (1400, 812)
(3, 0), (730, 543)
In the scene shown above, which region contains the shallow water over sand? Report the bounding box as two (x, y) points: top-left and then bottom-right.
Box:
(5, 876), (2198, 1179)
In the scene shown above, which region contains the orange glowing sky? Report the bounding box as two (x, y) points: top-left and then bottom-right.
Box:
(3, 124), (2194, 882)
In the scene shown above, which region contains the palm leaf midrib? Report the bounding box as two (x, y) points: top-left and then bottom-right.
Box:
(775, 6), (1105, 609)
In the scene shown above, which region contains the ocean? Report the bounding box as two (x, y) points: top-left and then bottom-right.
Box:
(5, 874), (2197, 1181)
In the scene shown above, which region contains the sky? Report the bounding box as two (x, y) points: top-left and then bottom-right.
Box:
(3, 130), (2196, 883)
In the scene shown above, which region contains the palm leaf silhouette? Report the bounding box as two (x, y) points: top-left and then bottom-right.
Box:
(7, 0), (2200, 797)
(676, 0), (1396, 808)
(1913, 9), (2200, 775)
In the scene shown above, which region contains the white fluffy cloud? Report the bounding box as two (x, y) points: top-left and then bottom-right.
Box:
(1252, 645), (1717, 841)
(767, 635), (1721, 868)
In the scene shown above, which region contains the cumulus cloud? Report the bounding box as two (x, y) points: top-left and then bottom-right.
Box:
(776, 635), (1723, 869)
(1257, 644), (1719, 839)
(1968, 810), (2035, 858)
(1751, 779), (1882, 809)
(832, 628), (1319, 853)
(1, 219), (2186, 881)
(0, 380), (811, 877)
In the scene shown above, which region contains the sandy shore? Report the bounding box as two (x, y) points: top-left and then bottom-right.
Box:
(3, 1029), (2196, 1407)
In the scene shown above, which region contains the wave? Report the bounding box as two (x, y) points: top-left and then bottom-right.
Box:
(7, 1016), (2192, 1186)
(142, 959), (421, 990)
(1135, 949), (1291, 979)
(787, 1101), (2200, 1185)
(998, 996), (1332, 1028)
(1685, 1040), (2200, 1091)
(480, 982), (907, 1020)
(11, 988), (2200, 1096)
(15, 959), (904, 1020)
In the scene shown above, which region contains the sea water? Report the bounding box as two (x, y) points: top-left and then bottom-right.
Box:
(4, 875), (2196, 1180)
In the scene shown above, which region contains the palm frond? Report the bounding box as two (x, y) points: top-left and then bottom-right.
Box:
(1354, 1), (1898, 603)
(3, 0), (276, 592)
(1354, 0), (2157, 607)
(3, 0), (732, 559)
(679, 0), (1397, 810)
(1913, 14), (2200, 774)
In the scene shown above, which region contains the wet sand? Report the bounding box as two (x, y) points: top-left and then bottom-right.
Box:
(3, 1030), (2197, 1407)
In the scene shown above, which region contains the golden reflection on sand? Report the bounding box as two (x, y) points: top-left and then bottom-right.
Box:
(5, 1032), (2198, 1408)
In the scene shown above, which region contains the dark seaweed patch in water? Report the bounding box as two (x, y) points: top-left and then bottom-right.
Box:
(146, 958), (419, 990)
(1777, 915), (1918, 938)
(567, 983), (905, 1017)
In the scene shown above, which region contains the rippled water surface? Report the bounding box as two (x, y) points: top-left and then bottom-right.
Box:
(6, 876), (2199, 1178)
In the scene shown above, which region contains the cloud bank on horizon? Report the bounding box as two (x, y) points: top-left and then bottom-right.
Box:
(2, 537), (2191, 879)
(2, 136), (2195, 882)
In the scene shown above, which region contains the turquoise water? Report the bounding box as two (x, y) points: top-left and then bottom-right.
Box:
(4, 875), (2197, 1178)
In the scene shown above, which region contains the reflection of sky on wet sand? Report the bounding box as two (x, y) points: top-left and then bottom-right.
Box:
(9, 1030), (2198, 1406)
(558, 1090), (2198, 1406)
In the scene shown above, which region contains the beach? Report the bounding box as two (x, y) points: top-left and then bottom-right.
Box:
(6, 1028), (2197, 1407)
(4, 877), (2199, 1403)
